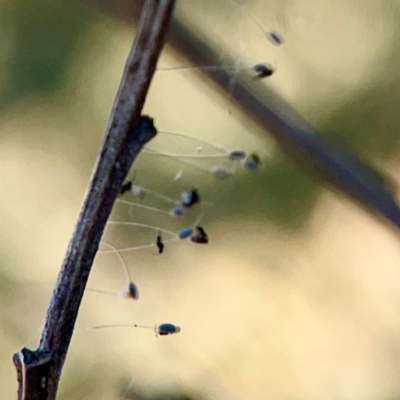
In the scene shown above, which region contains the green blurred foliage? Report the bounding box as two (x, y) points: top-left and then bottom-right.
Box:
(0, 0), (98, 109)
(212, 156), (319, 229)
(324, 81), (400, 161)
(119, 381), (203, 400)
(316, 3), (400, 161)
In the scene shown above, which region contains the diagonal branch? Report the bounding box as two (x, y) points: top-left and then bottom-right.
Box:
(87, 0), (400, 229)
(12, 1), (176, 399)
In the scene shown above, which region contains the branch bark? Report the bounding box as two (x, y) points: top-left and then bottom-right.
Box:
(12, 1), (176, 399)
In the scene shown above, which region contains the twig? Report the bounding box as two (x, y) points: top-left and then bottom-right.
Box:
(12, 1), (175, 399)
(87, 0), (400, 229)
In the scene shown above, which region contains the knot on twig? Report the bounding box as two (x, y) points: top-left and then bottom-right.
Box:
(13, 348), (53, 399)
(129, 115), (158, 145)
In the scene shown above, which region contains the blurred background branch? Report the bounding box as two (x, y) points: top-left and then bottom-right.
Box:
(80, 0), (400, 230)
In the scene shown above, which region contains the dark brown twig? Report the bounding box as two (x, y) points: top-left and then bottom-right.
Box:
(12, 1), (175, 399)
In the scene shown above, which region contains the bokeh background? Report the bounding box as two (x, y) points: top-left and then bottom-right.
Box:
(2, 0), (400, 398)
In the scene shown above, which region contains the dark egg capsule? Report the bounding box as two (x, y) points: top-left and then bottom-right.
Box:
(242, 153), (261, 171)
(252, 63), (275, 80)
(128, 281), (139, 300)
(119, 281), (139, 300)
(156, 232), (164, 254)
(227, 149), (247, 161)
(120, 181), (132, 195)
(157, 323), (181, 336)
(190, 226), (209, 244)
(265, 31), (284, 46)
(181, 188), (200, 208)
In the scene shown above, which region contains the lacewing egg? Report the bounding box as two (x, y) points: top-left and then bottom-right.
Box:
(252, 63), (275, 80)
(131, 185), (146, 199)
(157, 323), (181, 336)
(181, 188), (200, 207)
(128, 282), (139, 299)
(241, 153), (261, 170)
(265, 31), (284, 46)
(190, 226), (208, 244)
(169, 206), (186, 217)
(119, 281), (139, 300)
(178, 227), (193, 239)
(209, 165), (233, 179)
(227, 149), (247, 161)
(156, 232), (164, 254)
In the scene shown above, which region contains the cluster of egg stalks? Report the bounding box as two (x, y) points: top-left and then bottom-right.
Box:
(158, 0), (285, 80)
(158, 30), (284, 81)
(86, 19), (284, 337)
(86, 129), (261, 336)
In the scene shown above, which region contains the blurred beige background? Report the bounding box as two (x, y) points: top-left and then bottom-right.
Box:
(2, 0), (400, 399)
